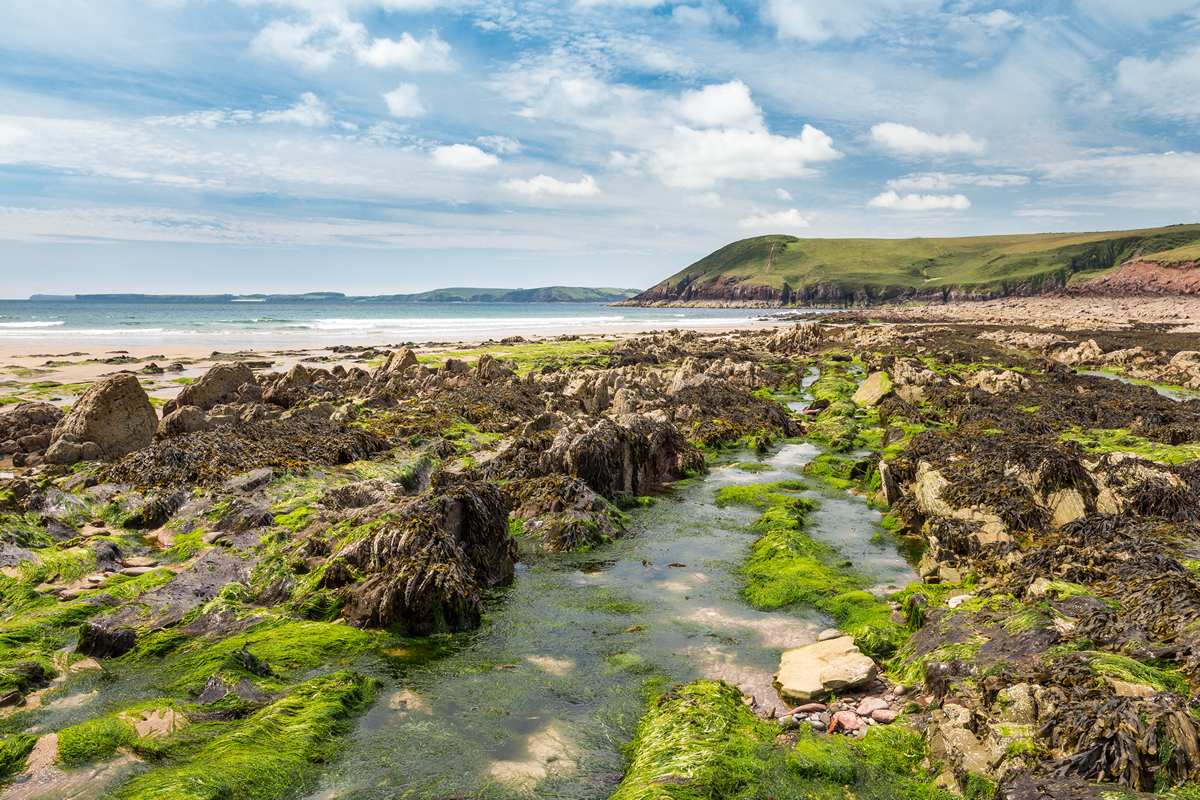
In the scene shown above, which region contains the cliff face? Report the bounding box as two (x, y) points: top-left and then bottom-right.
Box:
(617, 273), (1077, 308)
(1064, 260), (1200, 296)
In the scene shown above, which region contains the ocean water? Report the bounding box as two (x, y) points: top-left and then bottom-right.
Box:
(0, 300), (787, 350)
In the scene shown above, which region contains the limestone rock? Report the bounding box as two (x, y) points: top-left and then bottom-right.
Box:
(774, 636), (878, 703)
(851, 371), (893, 407)
(48, 374), (157, 463)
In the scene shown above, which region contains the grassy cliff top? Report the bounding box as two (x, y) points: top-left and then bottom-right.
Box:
(653, 223), (1200, 295)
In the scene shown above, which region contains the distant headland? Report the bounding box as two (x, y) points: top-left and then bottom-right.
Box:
(26, 287), (642, 304)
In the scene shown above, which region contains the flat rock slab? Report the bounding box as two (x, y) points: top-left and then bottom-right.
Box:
(774, 636), (877, 703)
(851, 372), (893, 407)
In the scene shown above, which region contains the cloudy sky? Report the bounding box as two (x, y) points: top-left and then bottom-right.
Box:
(1, 0), (1198, 295)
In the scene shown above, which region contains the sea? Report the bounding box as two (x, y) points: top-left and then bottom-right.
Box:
(0, 299), (794, 350)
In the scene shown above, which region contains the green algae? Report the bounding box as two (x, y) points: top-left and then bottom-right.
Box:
(1063, 427), (1200, 464)
(121, 619), (381, 695)
(107, 670), (377, 800)
(0, 733), (37, 780)
(612, 679), (952, 800)
(730, 483), (902, 660)
(57, 715), (137, 766)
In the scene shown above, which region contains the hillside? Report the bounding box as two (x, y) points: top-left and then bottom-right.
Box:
(54, 287), (641, 304)
(618, 224), (1200, 307)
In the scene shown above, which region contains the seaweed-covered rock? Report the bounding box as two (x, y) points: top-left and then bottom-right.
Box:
(47, 374), (158, 463)
(0, 402), (64, 458)
(768, 321), (822, 353)
(156, 405), (213, 440)
(506, 475), (626, 551)
(336, 482), (516, 633)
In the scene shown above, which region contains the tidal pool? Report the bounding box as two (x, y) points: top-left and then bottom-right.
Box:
(296, 442), (917, 800)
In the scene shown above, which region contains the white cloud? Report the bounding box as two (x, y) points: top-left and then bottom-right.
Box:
(685, 192), (723, 207)
(886, 172), (1028, 191)
(738, 207), (809, 230)
(250, 17), (364, 69)
(504, 174), (600, 196)
(357, 31), (453, 71)
(870, 123), (987, 156)
(763, 0), (940, 43)
(259, 93), (330, 126)
(431, 144), (499, 169)
(867, 190), (971, 210)
(650, 124), (840, 189)
(476, 135), (521, 154)
(0, 123), (32, 147)
(775, 188), (793, 200)
(672, 1), (739, 28)
(676, 80), (762, 130)
(143, 109), (255, 129)
(1116, 45), (1200, 119)
(383, 83), (426, 117)
(976, 9), (1019, 31)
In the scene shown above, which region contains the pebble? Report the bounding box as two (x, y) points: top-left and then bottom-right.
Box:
(947, 594), (975, 609)
(817, 628), (843, 642)
(807, 717), (827, 732)
(856, 697), (890, 716)
(777, 715), (800, 729)
(58, 589), (80, 601)
(872, 709), (898, 724)
(120, 566), (156, 577)
(122, 557), (159, 568)
(202, 531), (227, 545)
(829, 710), (863, 733)
(789, 702), (827, 714)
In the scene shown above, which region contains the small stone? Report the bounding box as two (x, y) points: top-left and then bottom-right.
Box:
(201, 531), (226, 545)
(807, 717), (827, 732)
(789, 702), (827, 714)
(0, 690), (26, 708)
(120, 566), (156, 577)
(894, 684), (910, 696)
(828, 710), (863, 734)
(871, 709), (898, 724)
(58, 589), (80, 601)
(122, 556), (159, 568)
(947, 594), (975, 609)
(856, 697), (890, 716)
(817, 628), (842, 642)
(778, 715), (800, 729)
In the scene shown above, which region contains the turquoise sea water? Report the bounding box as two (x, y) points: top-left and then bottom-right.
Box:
(0, 300), (787, 349)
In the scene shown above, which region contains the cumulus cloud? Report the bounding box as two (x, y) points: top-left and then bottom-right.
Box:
(870, 123), (987, 156)
(685, 192), (723, 207)
(476, 135), (521, 154)
(431, 144), (499, 169)
(776, 188), (793, 200)
(885, 172), (1028, 191)
(251, 15), (453, 71)
(383, 83), (426, 117)
(738, 207), (809, 230)
(650, 124), (839, 189)
(763, 0), (940, 43)
(676, 80), (762, 129)
(259, 93), (330, 126)
(503, 174), (600, 196)
(867, 190), (971, 210)
(357, 31), (454, 70)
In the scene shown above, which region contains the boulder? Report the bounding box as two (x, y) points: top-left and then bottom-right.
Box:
(156, 405), (213, 440)
(851, 371), (893, 407)
(375, 347), (419, 379)
(774, 636), (878, 703)
(48, 374), (157, 463)
(164, 362), (255, 415)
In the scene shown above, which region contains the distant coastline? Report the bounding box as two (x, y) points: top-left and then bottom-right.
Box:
(27, 286), (643, 304)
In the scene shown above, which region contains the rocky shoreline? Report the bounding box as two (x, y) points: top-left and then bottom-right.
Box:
(0, 318), (1199, 799)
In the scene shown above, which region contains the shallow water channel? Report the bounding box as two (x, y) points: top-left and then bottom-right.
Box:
(297, 442), (917, 800)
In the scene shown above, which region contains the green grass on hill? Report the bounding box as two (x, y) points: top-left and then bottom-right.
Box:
(649, 224), (1200, 299)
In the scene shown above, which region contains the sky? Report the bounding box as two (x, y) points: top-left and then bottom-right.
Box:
(1, 0), (1199, 296)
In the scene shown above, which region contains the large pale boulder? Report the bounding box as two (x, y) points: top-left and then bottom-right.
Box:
(773, 635), (877, 703)
(852, 372), (893, 407)
(48, 374), (157, 462)
(375, 347), (419, 379)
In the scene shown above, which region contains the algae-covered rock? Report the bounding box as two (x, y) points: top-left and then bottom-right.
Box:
(48, 374), (158, 463)
(164, 362), (255, 415)
(774, 636), (877, 703)
(852, 371), (893, 407)
(336, 482), (516, 633)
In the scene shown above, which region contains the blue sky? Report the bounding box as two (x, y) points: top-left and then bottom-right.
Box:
(1, 0), (1198, 295)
